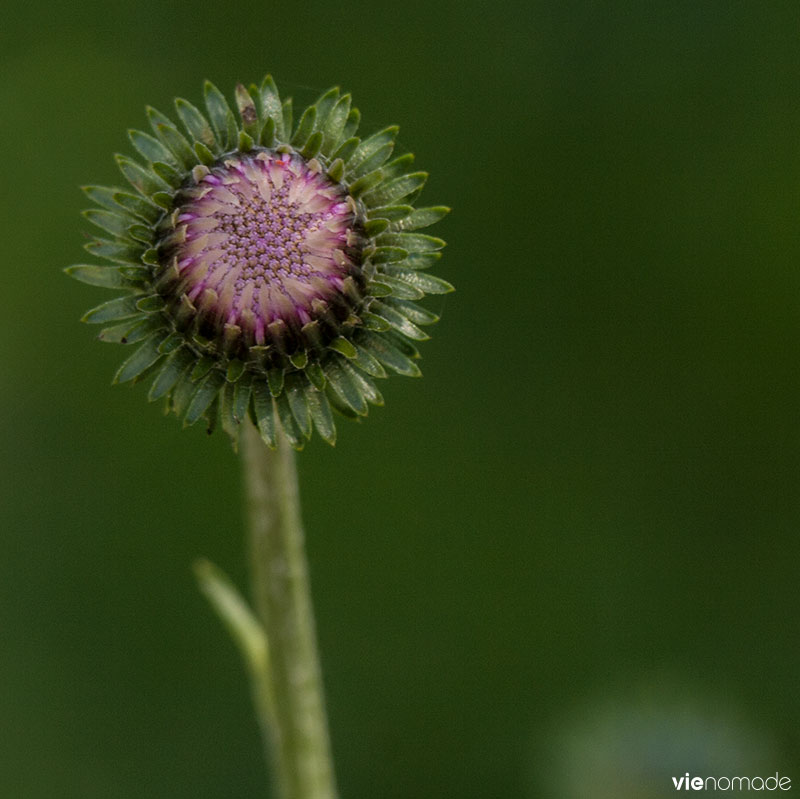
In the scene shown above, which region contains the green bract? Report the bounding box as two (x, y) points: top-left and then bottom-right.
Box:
(66, 76), (451, 450)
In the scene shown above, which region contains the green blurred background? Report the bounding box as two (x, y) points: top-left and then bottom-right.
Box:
(2, 1), (799, 797)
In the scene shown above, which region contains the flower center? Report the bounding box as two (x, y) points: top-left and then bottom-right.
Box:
(166, 151), (360, 346)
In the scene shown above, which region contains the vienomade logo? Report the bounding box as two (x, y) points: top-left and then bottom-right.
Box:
(672, 773), (791, 791)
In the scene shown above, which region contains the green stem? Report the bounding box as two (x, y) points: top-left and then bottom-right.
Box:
(242, 419), (337, 799)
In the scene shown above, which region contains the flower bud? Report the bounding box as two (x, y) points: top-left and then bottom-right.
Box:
(67, 77), (452, 450)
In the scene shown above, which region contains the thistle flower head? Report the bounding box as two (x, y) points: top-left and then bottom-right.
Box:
(67, 77), (452, 449)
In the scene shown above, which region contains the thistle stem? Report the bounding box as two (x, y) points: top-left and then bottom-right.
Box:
(242, 419), (337, 799)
